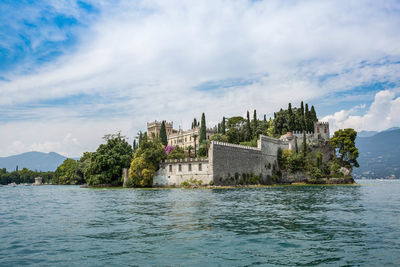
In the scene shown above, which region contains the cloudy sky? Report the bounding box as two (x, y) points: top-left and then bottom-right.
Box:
(1, 0), (400, 157)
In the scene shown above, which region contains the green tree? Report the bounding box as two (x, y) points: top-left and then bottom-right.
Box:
(287, 103), (295, 131)
(198, 113), (207, 156)
(85, 133), (133, 186)
(54, 158), (81, 185)
(310, 105), (318, 130)
(128, 138), (165, 187)
(159, 120), (168, 146)
(302, 131), (307, 157)
(304, 103), (310, 132)
(199, 113), (207, 144)
(294, 136), (298, 153)
(246, 111), (252, 141)
(222, 116), (226, 134)
(330, 128), (359, 168)
(252, 110), (258, 138)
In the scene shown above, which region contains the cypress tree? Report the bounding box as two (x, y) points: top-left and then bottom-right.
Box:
(246, 111), (252, 141)
(160, 120), (168, 146)
(263, 114), (267, 123)
(302, 131), (307, 157)
(253, 109), (258, 138)
(133, 139), (137, 152)
(217, 123), (221, 134)
(138, 132), (143, 148)
(199, 113), (206, 144)
(304, 103), (310, 132)
(299, 101), (305, 131)
(310, 105), (318, 131)
(287, 103), (294, 131)
(294, 136), (298, 153)
(222, 117), (226, 134)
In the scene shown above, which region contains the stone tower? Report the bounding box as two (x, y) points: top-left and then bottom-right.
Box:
(314, 122), (329, 140)
(147, 121), (174, 140)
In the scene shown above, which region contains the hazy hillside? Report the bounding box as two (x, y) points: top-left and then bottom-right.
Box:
(0, 152), (67, 172)
(353, 128), (400, 179)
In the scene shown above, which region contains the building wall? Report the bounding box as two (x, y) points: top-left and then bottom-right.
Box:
(315, 122), (329, 140)
(153, 135), (290, 186)
(153, 158), (212, 186)
(209, 142), (264, 185)
(167, 127), (214, 149)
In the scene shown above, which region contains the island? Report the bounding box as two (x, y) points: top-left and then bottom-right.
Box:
(43, 101), (359, 188)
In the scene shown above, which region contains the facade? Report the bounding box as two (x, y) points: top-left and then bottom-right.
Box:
(153, 121), (330, 187)
(147, 121), (215, 149)
(167, 127), (214, 149)
(279, 121), (330, 150)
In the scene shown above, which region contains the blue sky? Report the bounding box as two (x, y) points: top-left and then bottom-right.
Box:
(1, 0), (400, 157)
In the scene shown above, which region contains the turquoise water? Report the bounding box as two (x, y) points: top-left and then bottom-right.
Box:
(1, 180), (400, 266)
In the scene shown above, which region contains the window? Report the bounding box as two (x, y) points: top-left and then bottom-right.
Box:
(324, 128), (327, 133)
(169, 165), (172, 172)
(198, 163), (202, 171)
(317, 128), (320, 133)
(188, 164), (192, 171)
(185, 137), (187, 142)
(178, 164), (182, 171)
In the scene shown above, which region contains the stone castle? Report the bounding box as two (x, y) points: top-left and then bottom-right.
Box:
(152, 121), (330, 186)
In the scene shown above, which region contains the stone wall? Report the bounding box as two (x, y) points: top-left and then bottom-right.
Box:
(153, 158), (212, 186)
(209, 141), (264, 185)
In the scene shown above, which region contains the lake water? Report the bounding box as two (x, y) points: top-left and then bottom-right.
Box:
(1, 180), (400, 266)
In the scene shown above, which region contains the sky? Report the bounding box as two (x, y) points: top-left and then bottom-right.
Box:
(1, 0), (400, 157)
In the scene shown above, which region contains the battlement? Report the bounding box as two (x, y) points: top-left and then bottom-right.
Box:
(162, 158), (208, 163)
(315, 121), (329, 125)
(211, 141), (261, 151)
(147, 120), (173, 127)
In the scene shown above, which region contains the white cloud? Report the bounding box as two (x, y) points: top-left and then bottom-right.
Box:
(1, 0), (400, 156)
(322, 90), (400, 132)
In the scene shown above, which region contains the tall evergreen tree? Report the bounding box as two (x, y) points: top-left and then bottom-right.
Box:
(302, 131), (307, 157)
(304, 103), (310, 132)
(294, 136), (298, 153)
(287, 103), (295, 131)
(222, 117), (226, 134)
(199, 113), (207, 144)
(299, 101), (305, 131)
(310, 105), (318, 131)
(252, 109), (258, 138)
(246, 111), (252, 141)
(217, 123), (221, 134)
(159, 120), (168, 146)
(138, 131), (143, 148)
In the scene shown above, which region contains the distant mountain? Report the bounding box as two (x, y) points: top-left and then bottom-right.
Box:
(0, 152), (67, 172)
(353, 129), (400, 179)
(357, 130), (378, 138)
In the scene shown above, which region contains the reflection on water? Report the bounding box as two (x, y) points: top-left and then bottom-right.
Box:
(1, 181), (400, 266)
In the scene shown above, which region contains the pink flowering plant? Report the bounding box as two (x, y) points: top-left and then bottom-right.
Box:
(164, 145), (175, 155)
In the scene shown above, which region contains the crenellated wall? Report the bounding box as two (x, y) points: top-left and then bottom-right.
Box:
(209, 141), (264, 185)
(153, 135), (290, 186)
(209, 135), (289, 184)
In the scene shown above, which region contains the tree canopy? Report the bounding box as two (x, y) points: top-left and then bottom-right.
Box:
(330, 128), (359, 168)
(85, 133), (133, 186)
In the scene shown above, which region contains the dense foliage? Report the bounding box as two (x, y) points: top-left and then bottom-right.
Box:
(0, 168), (54, 185)
(85, 133), (133, 186)
(128, 138), (165, 187)
(272, 102), (318, 136)
(330, 128), (359, 168)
